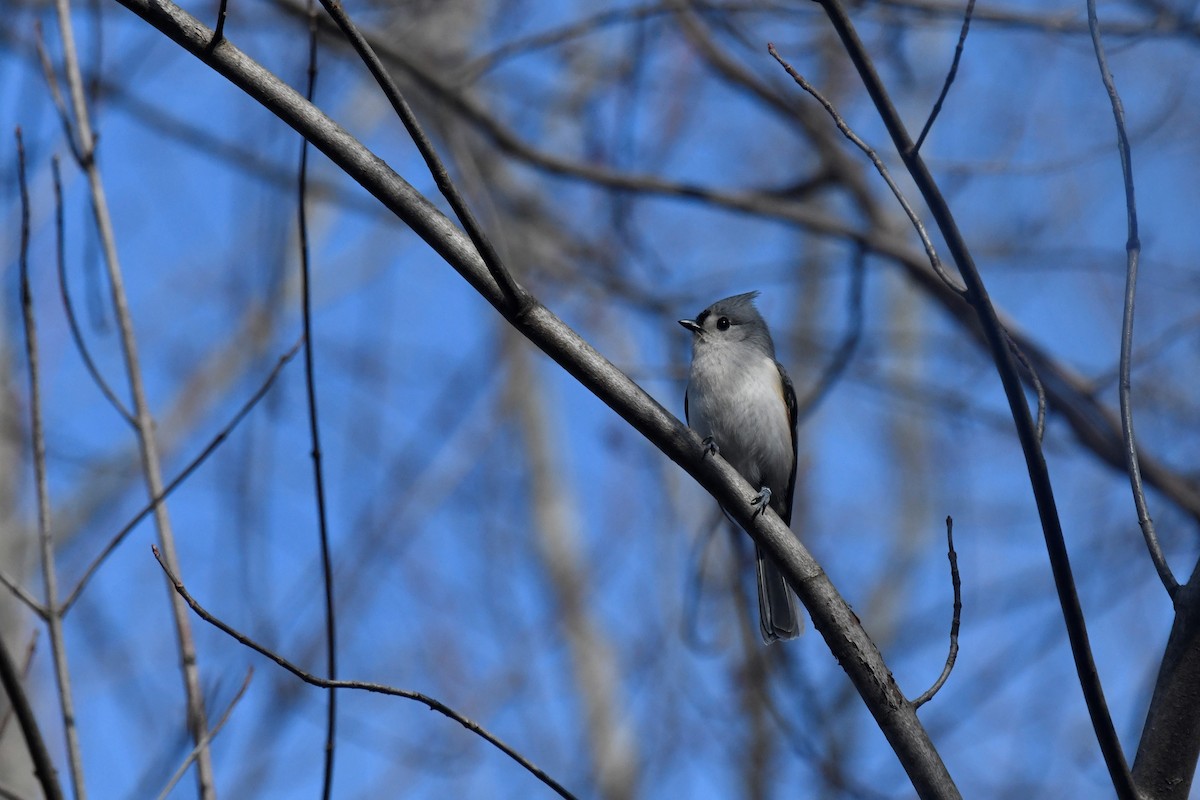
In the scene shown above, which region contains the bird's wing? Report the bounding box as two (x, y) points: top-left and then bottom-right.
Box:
(777, 361), (799, 527)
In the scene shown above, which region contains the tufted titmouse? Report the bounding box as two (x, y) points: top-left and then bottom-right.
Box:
(680, 291), (801, 643)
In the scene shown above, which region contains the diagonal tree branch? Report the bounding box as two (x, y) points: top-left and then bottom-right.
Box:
(807, 1), (1135, 797)
(104, 1), (959, 794)
(313, 0), (527, 312)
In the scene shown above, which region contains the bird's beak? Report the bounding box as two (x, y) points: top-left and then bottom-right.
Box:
(678, 318), (702, 334)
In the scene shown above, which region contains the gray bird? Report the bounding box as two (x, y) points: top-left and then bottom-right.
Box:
(680, 291), (802, 643)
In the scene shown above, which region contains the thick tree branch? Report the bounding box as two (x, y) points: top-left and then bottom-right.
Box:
(1133, 560), (1200, 800)
(105, 1), (958, 794)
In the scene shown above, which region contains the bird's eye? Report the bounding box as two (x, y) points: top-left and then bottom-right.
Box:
(716, 316), (731, 331)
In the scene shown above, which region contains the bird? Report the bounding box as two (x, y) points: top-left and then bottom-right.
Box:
(679, 291), (801, 643)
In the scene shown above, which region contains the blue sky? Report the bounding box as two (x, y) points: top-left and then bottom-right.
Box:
(3, 0), (1200, 797)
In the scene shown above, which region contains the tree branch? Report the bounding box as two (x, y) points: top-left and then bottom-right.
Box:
(16, 128), (88, 800)
(296, 5), (338, 796)
(50, 0), (215, 791)
(1086, 0), (1178, 598)
(61, 338), (304, 614)
(150, 546), (578, 800)
(314, 0), (527, 312)
(105, 2), (959, 794)
(1132, 560), (1200, 799)
(911, 517), (961, 709)
(0, 632), (63, 800)
(809, 1), (1135, 796)
(914, 0), (975, 153)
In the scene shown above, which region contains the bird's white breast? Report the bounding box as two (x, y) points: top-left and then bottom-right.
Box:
(687, 346), (792, 493)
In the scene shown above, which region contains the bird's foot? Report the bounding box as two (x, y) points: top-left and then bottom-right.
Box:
(751, 486), (772, 517)
(700, 436), (719, 458)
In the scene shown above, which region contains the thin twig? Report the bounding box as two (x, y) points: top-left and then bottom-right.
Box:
(150, 546), (579, 800)
(767, 43), (965, 296)
(298, 5), (338, 797)
(50, 0), (216, 791)
(154, 668), (253, 800)
(17, 128), (88, 800)
(12, 129), (64, 800)
(61, 338), (304, 614)
(0, 570), (48, 619)
(1087, 0), (1177, 598)
(0, 629), (63, 800)
(1004, 331), (1045, 442)
(912, 517), (961, 709)
(914, 0), (976, 153)
(33, 23), (84, 166)
(51, 157), (136, 428)
(808, 1), (1136, 795)
(314, 0), (528, 312)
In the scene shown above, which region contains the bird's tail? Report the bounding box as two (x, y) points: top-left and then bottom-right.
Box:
(756, 545), (801, 643)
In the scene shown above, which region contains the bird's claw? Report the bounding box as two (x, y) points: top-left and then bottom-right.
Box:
(751, 487), (772, 517)
(700, 436), (719, 458)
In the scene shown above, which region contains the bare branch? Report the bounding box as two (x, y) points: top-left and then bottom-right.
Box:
(61, 338), (304, 614)
(52, 157), (136, 429)
(149, 546), (580, 800)
(313, 0), (527, 312)
(808, 2), (1136, 794)
(0, 571), (47, 620)
(1132, 561), (1200, 800)
(912, 517), (961, 709)
(1004, 332), (1046, 443)
(9, 129), (64, 800)
(1086, 0), (1178, 598)
(17, 128), (87, 800)
(767, 43), (964, 296)
(297, 5), (338, 796)
(50, 0), (215, 790)
(914, 0), (975, 153)
(33, 23), (84, 166)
